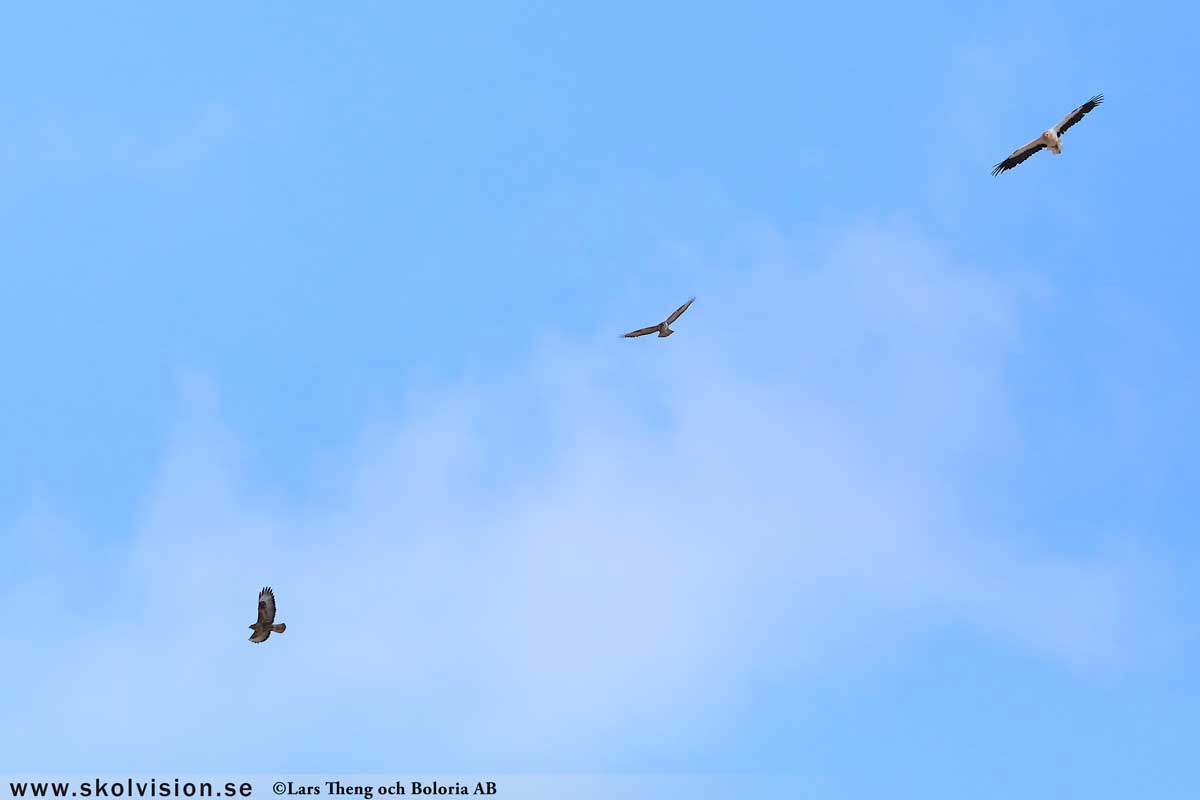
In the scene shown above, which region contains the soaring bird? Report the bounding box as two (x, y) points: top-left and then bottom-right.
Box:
(622, 297), (695, 339)
(992, 94), (1103, 176)
(248, 586), (287, 643)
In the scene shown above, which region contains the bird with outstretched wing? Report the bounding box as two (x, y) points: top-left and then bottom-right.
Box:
(248, 586), (287, 643)
(622, 297), (695, 339)
(992, 94), (1103, 176)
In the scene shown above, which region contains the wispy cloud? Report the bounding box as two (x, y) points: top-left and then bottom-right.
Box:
(8, 93), (283, 183)
(0, 222), (1159, 771)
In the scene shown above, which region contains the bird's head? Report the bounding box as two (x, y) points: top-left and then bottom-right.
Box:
(248, 624), (254, 629)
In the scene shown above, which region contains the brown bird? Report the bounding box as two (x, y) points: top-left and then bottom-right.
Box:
(248, 586), (287, 643)
(992, 94), (1104, 176)
(622, 297), (695, 339)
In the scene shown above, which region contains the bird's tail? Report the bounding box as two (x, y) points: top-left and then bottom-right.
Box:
(272, 623), (286, 633)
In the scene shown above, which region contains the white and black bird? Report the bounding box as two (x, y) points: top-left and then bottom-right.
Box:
(248, 586), (287, 643)
(622, 297), (695, 339)
(992, 94), (1104, 176)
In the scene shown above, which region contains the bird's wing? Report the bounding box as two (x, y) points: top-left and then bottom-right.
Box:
(1053, 94), (1103, 137)
(623, 325), (660, 338)
(257, 586), (277, 626)
(665, 297), (695, 325)
(992, 137), (1047, 175)
(249, 629), (269, 643)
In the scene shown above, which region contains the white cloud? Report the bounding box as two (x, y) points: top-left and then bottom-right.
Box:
(0, 222), (1155, 770)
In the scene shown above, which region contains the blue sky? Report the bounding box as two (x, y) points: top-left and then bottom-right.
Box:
(2, 1), (1198, 796)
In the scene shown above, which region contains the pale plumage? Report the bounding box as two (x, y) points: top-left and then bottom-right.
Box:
(992, 94), (1103, 176)
(248, 586), (287, 643)
(622, 297), (695, 339)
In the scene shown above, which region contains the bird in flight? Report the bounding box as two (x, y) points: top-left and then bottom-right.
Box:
(992, 94), (1104, 176)
(622, 297), (695, 339)
(248, 586), (287, 643)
